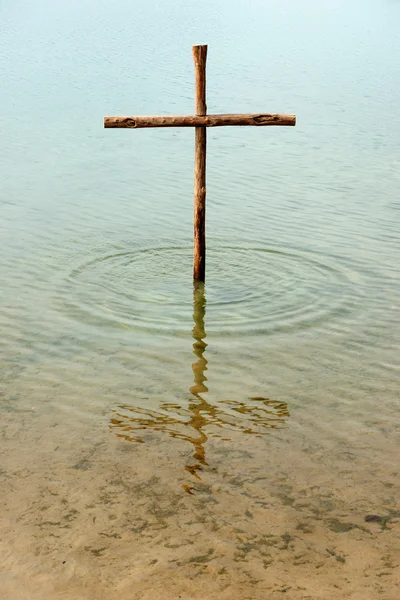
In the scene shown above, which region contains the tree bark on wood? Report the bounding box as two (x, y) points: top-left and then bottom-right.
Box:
(104, 113), (296, 128)
(192, 45), (208, 282)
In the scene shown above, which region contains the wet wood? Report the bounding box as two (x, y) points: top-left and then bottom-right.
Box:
(104, 113), (296, 128)
(192, 45), (207, 282)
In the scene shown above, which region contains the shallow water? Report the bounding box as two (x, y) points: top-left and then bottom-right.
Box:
(0, 0), (399, 598)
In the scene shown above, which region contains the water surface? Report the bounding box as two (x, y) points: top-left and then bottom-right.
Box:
(0, 0), (399, 598)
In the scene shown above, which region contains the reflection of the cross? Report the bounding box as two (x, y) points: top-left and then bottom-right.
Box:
(109, 283), (290, 493)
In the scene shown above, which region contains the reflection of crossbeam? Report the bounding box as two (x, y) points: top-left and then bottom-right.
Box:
(109, 397), (289, 449)
(219, 399), (290, 432)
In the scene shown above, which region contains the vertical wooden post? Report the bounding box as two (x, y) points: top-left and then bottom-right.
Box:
(192, 45), (207, 282)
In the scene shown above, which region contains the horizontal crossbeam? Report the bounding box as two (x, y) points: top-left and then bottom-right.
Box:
(104, 113), (296, 129)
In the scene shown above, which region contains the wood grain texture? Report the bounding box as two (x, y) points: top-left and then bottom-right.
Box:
(192, 45), (207, 115)
(104, 113), (296, 128)
(192, 45), (207, 282)
(193, 126), (206, 281)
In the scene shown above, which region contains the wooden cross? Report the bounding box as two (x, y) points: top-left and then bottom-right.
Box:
(104, 45), (296, 282)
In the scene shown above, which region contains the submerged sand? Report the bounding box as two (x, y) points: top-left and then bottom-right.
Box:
(0, 394), (398, 600)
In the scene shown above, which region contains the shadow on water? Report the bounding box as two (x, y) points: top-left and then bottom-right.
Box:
(109, 282), (290, 492)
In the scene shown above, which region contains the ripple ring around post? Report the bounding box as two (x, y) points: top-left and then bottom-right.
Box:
(56, 242), (365, 337)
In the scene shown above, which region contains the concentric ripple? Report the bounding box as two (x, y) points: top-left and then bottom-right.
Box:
(56, 241), (364, 336)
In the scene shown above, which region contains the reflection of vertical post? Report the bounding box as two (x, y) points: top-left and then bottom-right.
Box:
(190, 281), (208, 398)
(184, 282), (213, 486)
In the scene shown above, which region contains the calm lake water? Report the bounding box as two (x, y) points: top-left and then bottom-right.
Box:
(1, 0), (399, 598)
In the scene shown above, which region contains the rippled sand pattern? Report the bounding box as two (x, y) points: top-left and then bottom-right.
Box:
(0, 396), (399, 600)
